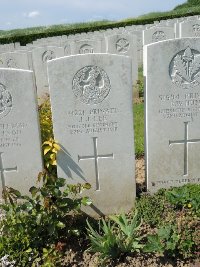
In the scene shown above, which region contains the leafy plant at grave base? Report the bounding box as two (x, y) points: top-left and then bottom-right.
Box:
(42, 138), (61, 174)
(144, 213), (200, 259)
(144, 224), (180, 256)
(38, 98), (53, 144)
(86, 211), (143, 262)
(136, 184), (200, 259)
(0, 172), (92, 266)
(165, 183), (200, 216)
(135, 189), (167, 226)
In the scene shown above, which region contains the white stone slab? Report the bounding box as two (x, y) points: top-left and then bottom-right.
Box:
(180, 19), (200, 37)
(31, 46), (64, 100)
(144, 38), (200, 193)
(143, 26), (175, 46)
(106, 33), (138, 85)
(48, 54), (135, 217)
(0, 52), (30, 70)
(0, 68), (43, 199)
(72, 39), (103, 54)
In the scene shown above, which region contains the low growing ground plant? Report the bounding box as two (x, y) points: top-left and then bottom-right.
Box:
(87, 211), (143, 263)
(0, 173), (91, 266)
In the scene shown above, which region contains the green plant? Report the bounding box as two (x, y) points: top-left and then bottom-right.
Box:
(144, 224), (180, 256)
(87, 211), (143, 262)
(0, 174), (91, 266)
(39, 98), (53, 143)
(109, 211), (143, 253)
(135, 189), (167, 226)
(133, 103), (144, 157)
(165, 184), (200, 216)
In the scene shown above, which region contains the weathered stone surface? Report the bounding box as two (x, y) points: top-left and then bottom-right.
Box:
(0, 51), (31, 69)
(144, 38), (200, 193)
(48, 54), (135, 217)
(31, 46), (64, 99)
(106, 33), (138, 85)
(0, 68), (43, 199)
(72, 39), (103, 54)
(180, 19), (200, 37)
(143, 26), (175, 46)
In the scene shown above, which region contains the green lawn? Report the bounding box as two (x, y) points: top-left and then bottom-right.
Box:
(133, 103), (144, 157)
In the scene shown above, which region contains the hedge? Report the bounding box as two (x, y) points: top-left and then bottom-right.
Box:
(0, 10), (200, 45)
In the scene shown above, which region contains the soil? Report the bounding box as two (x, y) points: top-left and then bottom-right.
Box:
(61, 156), (200, 267)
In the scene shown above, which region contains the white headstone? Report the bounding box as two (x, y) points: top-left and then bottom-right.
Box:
(48, 54), (135, 217)
(143, 26), (175, 46)
(180, 19), (200, 37)
(144, 38), (200, 193)
(31, 46), (64, 100)
(0, 68), (43, 198)
(72, 39), (103, 54)
(0, 52), (31, 70)
(106, 33), (138, 85)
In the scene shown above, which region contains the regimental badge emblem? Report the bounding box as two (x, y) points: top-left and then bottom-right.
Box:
(0, 83), (12, 119)
(152, 31), (166, 42)
(42, 50), (55, 63)
(72, 65), (111, 105)
(192, 24), (200, 37)
(169, 46), (200, 89)
(7, 58), (17, 68)
(116, 38), (130, 53)
(79, 44), (94, 54)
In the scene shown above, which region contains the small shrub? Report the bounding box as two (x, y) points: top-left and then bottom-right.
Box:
(0, 174), (91, 266)
(135, 189), (167, 226)
(87, 211), (143, 262)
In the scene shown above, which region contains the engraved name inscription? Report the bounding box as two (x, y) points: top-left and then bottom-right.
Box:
(158, 93), (200, 119)
(0, 122), (27, 147)
(67, 107), (118, 135)
(152, 177), (200, 187)
(72, 65), (111, 105)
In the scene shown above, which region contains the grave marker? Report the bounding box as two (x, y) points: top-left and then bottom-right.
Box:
(144, 38), (200, 193)
(31, 46), (64, 100)
(0, 69), (43, 199)
(106, 33), (138, 86)
(48, 54), (135, 217)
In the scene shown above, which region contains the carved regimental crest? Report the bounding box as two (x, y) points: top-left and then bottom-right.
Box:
(152, 31), (166, 42)
(42, 50), (55, 63)
(169, 47), (200, 89)
(116, 38), (130, 53)
(79, 44), (94, 54)
(192, 24), (200, 37)
(7, 58), (17, 68)
(72, 65), (111, 105)
(0, 83), (12, 119)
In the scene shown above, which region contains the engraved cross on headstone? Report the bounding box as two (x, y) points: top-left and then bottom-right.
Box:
(0, 152), (17, 191)
(78, 137), (114, 191)
(169, 121), (200, 176)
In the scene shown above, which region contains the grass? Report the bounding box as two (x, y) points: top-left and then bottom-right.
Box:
(134, 103), (144, 157)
